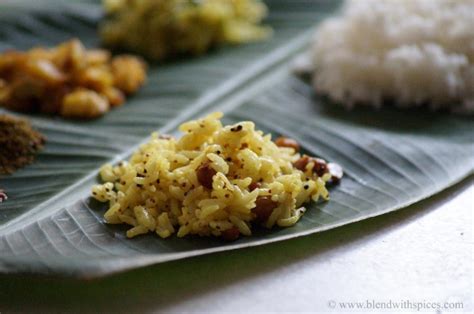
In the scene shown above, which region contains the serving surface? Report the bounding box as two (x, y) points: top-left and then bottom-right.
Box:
(0, 0), (472, 277)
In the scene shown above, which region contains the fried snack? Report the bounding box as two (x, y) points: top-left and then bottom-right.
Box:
(0, 39), (147, 119)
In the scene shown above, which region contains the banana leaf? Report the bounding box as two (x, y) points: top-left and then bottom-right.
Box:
(0, 0), (472, 277)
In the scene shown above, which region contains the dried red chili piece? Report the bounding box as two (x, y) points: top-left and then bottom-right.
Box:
(252, 196), (278, 223)
(221, 227), (240, 241)
(293, 155), (311, 171)
(196, 162), (216, 189)
(248, 181), (261, 191)
(312, 158), (328, 177)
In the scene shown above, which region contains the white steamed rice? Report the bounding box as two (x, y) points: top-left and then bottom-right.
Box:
(308, 0), (474, 113)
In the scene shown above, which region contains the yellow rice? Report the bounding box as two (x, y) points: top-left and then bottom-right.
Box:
(92, 112), (332, 239)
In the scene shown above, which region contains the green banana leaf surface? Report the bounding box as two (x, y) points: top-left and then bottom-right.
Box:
(0, 0), (473, 277)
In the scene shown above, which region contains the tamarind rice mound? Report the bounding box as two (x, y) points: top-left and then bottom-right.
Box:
(92, 112), (342, 240)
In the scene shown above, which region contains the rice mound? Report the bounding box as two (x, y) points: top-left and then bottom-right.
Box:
(309, 0), (474, 113)
(92, 112), (333, 239)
